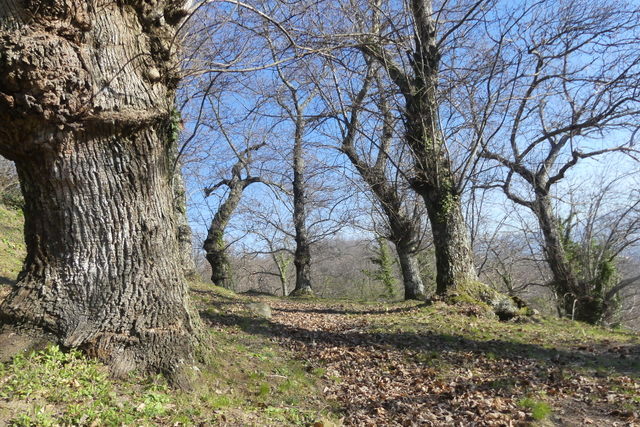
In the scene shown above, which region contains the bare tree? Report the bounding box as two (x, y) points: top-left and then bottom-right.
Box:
(300, 0), (509, 298)
(320, 64), (428, 299)
(354, 0), (486, 296)
(552, 173), (640, 324)
(476, 0), (640, 322)
(203, 142), (267, 289)
(269, 65), (316, 295)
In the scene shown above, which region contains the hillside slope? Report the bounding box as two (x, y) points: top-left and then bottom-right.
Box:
(0, 205), (638, 425)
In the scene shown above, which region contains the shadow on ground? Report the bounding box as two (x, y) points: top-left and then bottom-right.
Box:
(0, 276), (15, 286)
(199, 303), (640, 378)
(274, 304), (426, 316)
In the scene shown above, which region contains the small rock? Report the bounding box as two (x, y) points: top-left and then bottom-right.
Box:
(247, 302), (272, 319)
(492, 296), (519, 321)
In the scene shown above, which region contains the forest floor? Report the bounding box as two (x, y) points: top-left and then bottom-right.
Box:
(1, 203), (639, 425)
(247, 296), (640, 426)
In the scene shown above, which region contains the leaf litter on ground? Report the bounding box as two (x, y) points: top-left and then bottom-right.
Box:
(201, 295), (640, 426)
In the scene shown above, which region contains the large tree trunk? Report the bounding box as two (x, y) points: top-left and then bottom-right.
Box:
(395, 240), (426, 300)
(0, 0), (199, 381)
(419, 185), (478, 296)
(291, 121), (313, 295)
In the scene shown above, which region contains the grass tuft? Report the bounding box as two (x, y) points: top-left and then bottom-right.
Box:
(518, 397), (552, 420)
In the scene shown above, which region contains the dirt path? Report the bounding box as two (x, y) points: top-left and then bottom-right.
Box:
(258, 299), (639, 426)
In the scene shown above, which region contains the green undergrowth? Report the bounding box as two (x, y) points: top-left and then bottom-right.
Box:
(0, 345), (180, 426)
(1, 203), (638, 424)
(518, 397), (552, 421)
(0, 204), (25, 285)
(189, 282), (337, 425)
(0, 283), (337, 425)
(0, 204), (337, 425)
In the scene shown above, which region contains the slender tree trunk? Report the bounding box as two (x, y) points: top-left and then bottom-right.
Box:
(273, 252), (291, 296)
(341, 142), (426, 300)
(203, 184), (245, 289)
(174, 168), (196, 279)
(291, 122), (313, 295)
(0, 0), (199, 381)
(395, 240), (426, 300)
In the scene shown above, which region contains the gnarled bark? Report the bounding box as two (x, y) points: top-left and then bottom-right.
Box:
(0, 0), (199, 382)
(404, 0), (477, 296)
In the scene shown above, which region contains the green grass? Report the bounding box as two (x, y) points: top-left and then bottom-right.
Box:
(369, 300), (639, 352)
(0, 204), (25, 283)
(518, 397), (552, 420)
(1, 202), (639, 425)
(0, 291), (336, 426)
(0, 345), (179, 425)
(0, 208), (338, 425)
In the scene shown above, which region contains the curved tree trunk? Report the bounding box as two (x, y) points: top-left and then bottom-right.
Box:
(203, 185), (244, 289)
(406, 0), (478, 296)
(0, 0), (199, 381)
(340, 95), (427, 300)
(202, 143), (264, 290)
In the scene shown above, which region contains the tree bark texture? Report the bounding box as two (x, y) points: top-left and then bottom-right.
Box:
(420, 187), (477, 296)
(292, 118), (313, 294)
(395, 240), (426, 300)
(0, 0), (199, 380)
(203, 144), (263, 290)
(173, 167), (197, 279)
